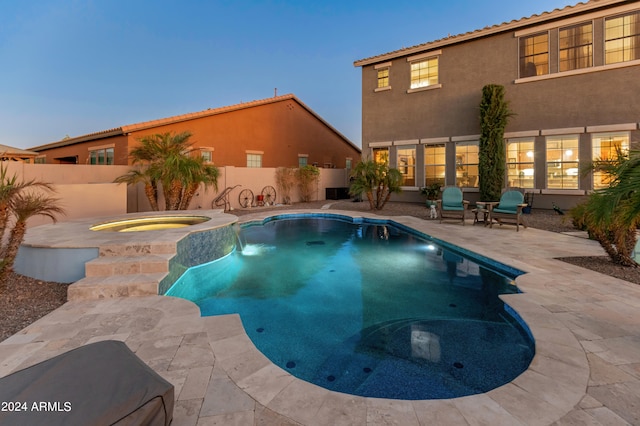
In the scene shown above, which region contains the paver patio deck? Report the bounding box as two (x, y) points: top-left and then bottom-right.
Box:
(1, 209), (639, 425)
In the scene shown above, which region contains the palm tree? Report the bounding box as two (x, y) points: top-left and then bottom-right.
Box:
(0, 164), (54, 250)
(177, 156), (220, 210)
(115, 132), (219, 210)
(0, 192), (65, 285)
(349, 159), (402, 210)
(571, 150), (640, 266)
(113, 169), (160, 211)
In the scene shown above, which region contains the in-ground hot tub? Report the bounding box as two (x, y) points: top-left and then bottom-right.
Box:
(15, 210), (236, 285)
(90, 215), (211, 232)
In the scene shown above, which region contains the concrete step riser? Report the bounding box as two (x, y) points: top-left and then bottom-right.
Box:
(98, 243), (176, 257)
(68, 282), (159, 301)
(68, 273), (166, 301)
(85, 258), (169, 277)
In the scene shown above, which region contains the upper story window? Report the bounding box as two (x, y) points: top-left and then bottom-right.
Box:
(246, 153), (262, 168)
(455, 142), (479, 188)
(559, 22), (593, 72)
(592, 132), (630, 189)
(89, 147), (114, 165)
(374, 62), (392, 92)
(605, 10), (640, 64)
(519, 32), (549, 77)
(377, 68), (389, 89)
(424, 144), (446, 187)
(397, 147), (416, 186)
(506, 139), (535, 188)
(546, 136), (579, 189)
(410, 57), (438, 89)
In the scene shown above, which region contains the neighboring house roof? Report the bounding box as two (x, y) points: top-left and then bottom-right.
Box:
(0, 144), (39, 160)
(29, 94), (361, 153)
(354, 0), (628, 66)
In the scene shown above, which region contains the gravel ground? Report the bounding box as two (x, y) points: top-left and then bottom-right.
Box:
(1, 201), (637, 342)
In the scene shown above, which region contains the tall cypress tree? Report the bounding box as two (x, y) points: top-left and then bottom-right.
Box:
(479, 84), (512, 201)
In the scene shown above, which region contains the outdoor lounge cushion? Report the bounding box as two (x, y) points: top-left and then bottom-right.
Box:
(0, 340), (174, 426)
(493, 190), (525, 214)
(441, 187), (465, 211)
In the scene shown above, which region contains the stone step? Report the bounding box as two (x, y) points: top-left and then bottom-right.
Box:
(85, 254), (173, 277)
(98, 242), (176, 257)
(68, 273), (167, 301)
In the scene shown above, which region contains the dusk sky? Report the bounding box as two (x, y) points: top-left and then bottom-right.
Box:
(1, 1), (578, 150)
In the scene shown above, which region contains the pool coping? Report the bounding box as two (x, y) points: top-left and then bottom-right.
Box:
(3, 208), (640, 424)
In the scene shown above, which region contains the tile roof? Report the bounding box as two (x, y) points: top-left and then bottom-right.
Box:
(0, 144), (39, 156)
(354, 0), (627, 66)
(30, 94), (360, 152)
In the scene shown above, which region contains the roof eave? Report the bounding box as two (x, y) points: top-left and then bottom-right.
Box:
(354, 0), (625, 67)
(29, 128), (124, 152)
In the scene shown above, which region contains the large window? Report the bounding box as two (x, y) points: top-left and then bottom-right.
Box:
(455, 142), (479, 188)
(559, 22), (593, 71)
(546, 136), (579, 189)
(605, 10), (640, 64)
(373, 147), (389, 164)
(592, 132), (630, 189)
(506, 139), (535, 188)
(89, 147), (114, 165)
(246, 153), (262, 168)
(410, 57), (438, 89)
(397, 147), (416, 186)
(424, 144), (446, 187)
(519, 32), (549, 77)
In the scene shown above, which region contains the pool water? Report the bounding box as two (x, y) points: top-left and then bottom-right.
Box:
(167, 217), (535, 400)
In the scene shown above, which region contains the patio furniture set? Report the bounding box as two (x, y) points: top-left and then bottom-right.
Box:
(434, 187), (528, 231)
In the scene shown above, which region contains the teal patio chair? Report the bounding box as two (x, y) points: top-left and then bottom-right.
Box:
(437, 186), (469, 225)
(489, 190), (528, 231)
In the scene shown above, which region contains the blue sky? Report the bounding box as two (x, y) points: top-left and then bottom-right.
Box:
(1, 1), (578, 150)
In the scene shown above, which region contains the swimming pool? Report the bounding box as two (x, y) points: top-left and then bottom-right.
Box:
(167, 215), (535, 400)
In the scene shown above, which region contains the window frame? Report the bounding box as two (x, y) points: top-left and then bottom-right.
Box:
(397, 146), (417, 187)
(372, 147), (389, 165)
(246, 153), (263, 168)
(374, 61), (392, 92)
(455, 141), (479, 188)
(559, 21), (593, 72)
(519, 31), (550, 78)
(406, 50), (442, 93)
(506, 138), (536, 189)
(545, 135), (580, 189)
(88, 146), (115, 165)
(591, 131), (630, 189)
(605, 10), (640, 64)
(377, 68), (389, 89)
(423, 143), (446, 188)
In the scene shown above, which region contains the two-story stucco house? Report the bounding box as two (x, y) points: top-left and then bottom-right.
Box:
(354, 0), (640, 208)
